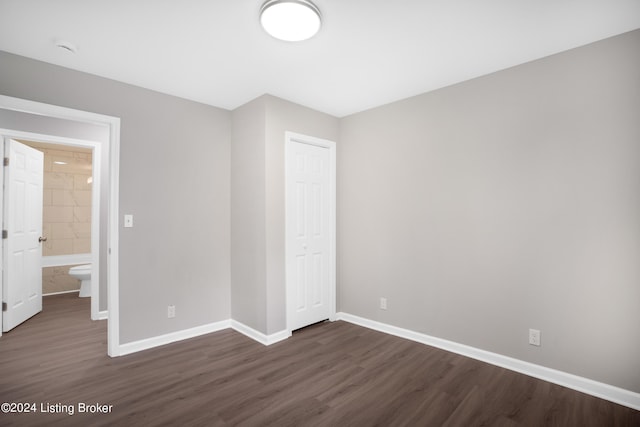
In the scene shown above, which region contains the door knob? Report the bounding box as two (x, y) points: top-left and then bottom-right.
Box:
(39, 236), (47, 243)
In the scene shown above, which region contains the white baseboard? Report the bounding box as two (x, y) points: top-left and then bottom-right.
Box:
(115, 319), (291, 357)
(231, 320), (291, 346)
(97, 310), (108, 320)
(117, 320), (231, 357)
(336, 312), (640, 411)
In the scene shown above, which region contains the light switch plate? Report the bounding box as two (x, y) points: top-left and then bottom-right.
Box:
(124, 214), (133, 228)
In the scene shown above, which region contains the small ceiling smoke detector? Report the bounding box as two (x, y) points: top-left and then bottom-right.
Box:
(260, 0), (321, 42)
(55, 40), (78, 54)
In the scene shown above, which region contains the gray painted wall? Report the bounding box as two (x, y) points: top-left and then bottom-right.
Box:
(338, 29), (640, 392)
(230, 96), (267, 332)
(0, 109), (110, 142)
(0, 52), (231, 343)
(0, 109), (110, 311)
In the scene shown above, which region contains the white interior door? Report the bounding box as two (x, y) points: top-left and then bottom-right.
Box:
(286, 134), (335, 331)
(2, 138), (44, 332)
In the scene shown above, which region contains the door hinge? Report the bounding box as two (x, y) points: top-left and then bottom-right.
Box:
(3, 157), (8, 166)
(2, 302), (6, 312)
(2, 230), (7, 239)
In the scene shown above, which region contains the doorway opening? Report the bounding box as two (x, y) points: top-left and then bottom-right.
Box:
(4, 137), (102, 324)
(0, 95), (120, 357)
(25, 141), (95, 301)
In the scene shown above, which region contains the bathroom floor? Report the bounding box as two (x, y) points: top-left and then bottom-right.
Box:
(43, 292), (91, 314)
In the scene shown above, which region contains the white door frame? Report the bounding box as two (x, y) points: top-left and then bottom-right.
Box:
(285, 131), (336, 333)
(0, 95), (120, 357)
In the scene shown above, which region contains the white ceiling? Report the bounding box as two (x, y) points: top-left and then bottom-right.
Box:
(1, 0), (639, 117)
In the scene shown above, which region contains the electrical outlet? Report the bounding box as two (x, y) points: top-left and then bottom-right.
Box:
(380, 297), (387, 310)
(168, 305), (176, 318)
(529, 328), (541, 346)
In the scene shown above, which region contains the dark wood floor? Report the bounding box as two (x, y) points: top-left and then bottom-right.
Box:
(0, 294), (638, 426)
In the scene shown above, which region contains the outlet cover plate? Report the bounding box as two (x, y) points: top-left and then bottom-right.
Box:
(529, 328), (541, 346)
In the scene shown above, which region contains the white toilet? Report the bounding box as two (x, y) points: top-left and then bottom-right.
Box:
(69, 264), (92, 298)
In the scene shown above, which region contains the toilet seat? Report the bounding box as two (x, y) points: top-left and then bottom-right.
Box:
(69, 264), (91, 274)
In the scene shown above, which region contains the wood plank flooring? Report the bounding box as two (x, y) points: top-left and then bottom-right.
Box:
(0, 294), (638, 426)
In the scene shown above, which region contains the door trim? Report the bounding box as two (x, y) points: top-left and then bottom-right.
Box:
(284, 131), (336, 334)
(0, 95), (120, 357)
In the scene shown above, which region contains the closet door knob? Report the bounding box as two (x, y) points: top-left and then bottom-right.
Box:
(39, 236), (47, 243)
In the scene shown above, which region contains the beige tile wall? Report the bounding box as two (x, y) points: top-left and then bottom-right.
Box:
(23, 141), (93, 256)
(43, 265), (83, 294)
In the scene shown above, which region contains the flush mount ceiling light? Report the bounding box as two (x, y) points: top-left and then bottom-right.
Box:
(260, 0), (321, 42)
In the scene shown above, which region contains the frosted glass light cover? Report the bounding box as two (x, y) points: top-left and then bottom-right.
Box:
(260, 0), (321, 42)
